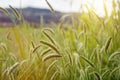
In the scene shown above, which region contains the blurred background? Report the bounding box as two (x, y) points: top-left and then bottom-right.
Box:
(0, 0), (113, 27)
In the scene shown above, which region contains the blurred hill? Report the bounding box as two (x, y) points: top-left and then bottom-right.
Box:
(0, 7), (64, 26)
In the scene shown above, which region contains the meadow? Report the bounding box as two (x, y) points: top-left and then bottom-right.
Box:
(0, 0), (120, 80)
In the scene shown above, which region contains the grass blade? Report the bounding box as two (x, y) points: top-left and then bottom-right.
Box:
(94, 72), (102, 80)
(109, 52), (120, 61)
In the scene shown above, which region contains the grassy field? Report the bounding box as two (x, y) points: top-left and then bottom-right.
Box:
(0, 1), (120, 80)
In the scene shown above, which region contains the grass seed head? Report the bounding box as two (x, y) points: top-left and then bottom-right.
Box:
(40, 41), (60, 54)
(80, 55), (95, 68)
(7, 62), (19, 75)
(32, 44), (41, 53)
(41, 48), (52, 56)
(104, 36), (112, 53)
(42, 54), (62, 62)
(31, 41), (35, 48)
(9, 5), (21, 21)
(0, 7), (9, 15)
(42, 30), (55, 45)
(45, 0), (54, 12)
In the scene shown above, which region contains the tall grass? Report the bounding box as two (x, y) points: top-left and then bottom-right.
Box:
(0, 0), (120, 80)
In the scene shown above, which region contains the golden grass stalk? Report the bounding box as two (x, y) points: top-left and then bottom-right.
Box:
(80, 55), (95, 68)
(42, 31), (55, 44)
(12, 28), (25, 59)
(104, 37), (112, 53)
(41, 48), (51, 56)
(40, 41), (60, 54)
(42, 54), (62, 62)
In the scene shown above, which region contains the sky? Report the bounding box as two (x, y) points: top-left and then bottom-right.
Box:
(0, 0), (112, 16)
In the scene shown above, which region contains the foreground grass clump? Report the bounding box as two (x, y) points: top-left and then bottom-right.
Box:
(0, 1), (120, 79)
(0, 12), (120, 80)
